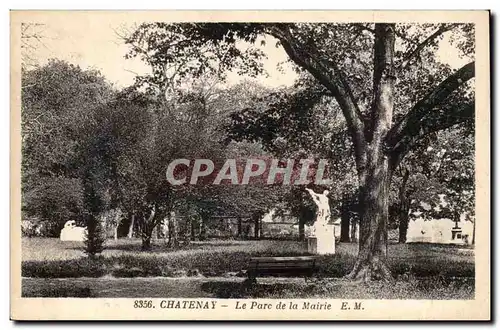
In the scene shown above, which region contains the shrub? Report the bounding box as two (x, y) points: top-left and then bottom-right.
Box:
(22, 258), (107, 278)
(84, 214), (106, 257)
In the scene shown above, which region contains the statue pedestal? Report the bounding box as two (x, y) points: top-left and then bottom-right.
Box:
(307, 224), (335, 255)
(307, 237), (318, 254)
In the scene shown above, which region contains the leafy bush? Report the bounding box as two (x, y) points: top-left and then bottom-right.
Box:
(22, 258), (107, 278)
(22, 177), (85, 237)
(84, 215), (106, 257)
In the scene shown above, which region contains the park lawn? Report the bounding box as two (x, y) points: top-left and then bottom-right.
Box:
(22, 238), (474, 279)
(21, 238), (475, 299)
(22, 276), (474, 299)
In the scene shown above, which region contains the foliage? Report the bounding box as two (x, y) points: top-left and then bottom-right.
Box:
(124, 23), (267, 97)
(404, 127), (475, 221)
(22, 176), (84, 236)
(21, 60), (115, 235)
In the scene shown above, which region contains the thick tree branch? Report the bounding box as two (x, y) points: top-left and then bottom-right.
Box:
(400, 24), (457, 69)
(265, 24), (367, 169)
(386, 61), (475, 152)
(389, 101), (474, 170)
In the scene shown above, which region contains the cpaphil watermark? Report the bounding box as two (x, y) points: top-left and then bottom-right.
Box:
(166, 158), (333, 186)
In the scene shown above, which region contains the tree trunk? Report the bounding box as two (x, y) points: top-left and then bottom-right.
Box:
(190, 217), (196, 241)
(340, 217), (350, 242)
(168, 211), (179, 248)
(472, 219), (476, 245)
(253, 214), (260, 239)
(347, 161), (392, 281)
(141, 209), (156, 251)
(346, 24), (395, 282)
(350, 219), (358, 243)
(398, 212), (409, 243)
(398, 169), (411, 244)
(112, 210), (121, 240)
(127, 214), (135, 238)
(152, 223), (158, 240)
(237, 216), (242, 238)
(298, 219), (305, 241)
(160, 217), (168, 245)
(184, 217), (192, 246)
(199, 214), (208, 241)
(142, 235), (152, 250)
(340, 197), (351, 242)
(398, 197), (411, 243)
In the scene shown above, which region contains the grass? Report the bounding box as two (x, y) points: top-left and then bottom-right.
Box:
(22, 238), (474, 279)
(22, 276), (474, 299)
(21, 238), (475, 299)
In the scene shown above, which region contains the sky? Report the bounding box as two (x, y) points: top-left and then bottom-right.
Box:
(24, 19), (298, 89)
(23, 18), (470, 89)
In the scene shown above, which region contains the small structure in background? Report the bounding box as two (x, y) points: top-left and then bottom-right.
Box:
(406, 217), (473, 245)
(60, 220), (87, 241)
(332, 218), (342, 241)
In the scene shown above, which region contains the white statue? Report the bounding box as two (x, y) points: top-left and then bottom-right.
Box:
(305, 188), (335, 254)
(60, 220), (87, 241)
(305, 188), (331, 235)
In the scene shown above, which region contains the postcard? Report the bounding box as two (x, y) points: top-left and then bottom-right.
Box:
(10, 10), (490, 320)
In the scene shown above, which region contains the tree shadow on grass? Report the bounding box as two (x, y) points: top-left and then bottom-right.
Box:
(200, 280), (315, 298)
(22, 285), (95, 298)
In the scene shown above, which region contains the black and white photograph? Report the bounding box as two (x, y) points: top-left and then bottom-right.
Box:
(10, 10), (490, 321)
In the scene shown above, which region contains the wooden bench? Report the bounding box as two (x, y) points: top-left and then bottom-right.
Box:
(246, 256), (318, 284)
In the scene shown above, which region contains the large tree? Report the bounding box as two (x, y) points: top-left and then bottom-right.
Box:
(125, 22), (475, 280)
(21, 60), (115, 235)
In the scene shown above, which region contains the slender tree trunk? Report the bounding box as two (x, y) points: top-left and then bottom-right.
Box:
(398, 198), (411, 244)
(398, 212), (409, 243)
(340, 196), (351, 242)
(127, 214), (135, 238)
(161, 216), (169, 245)
(142, 235), (152, 251)
(168, 211), (179, 248)
(112, 210), (121, 240)
(346, 24), (395, 282)
(152, 223), (158, 240)
(237, 216), (242, 238)
(472, 219), (476, 245)
(398, 169), (411, 244)
(190, 217), (196, 241)
(253, 214), (260, 239)
(199, 214), (208, 241)
(298, 219), (305, 241)
(340, 217), (350, 242)
(350, 218), (358, 243)
(184, 217), (192, 245)
(141, 208), (156, 251)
